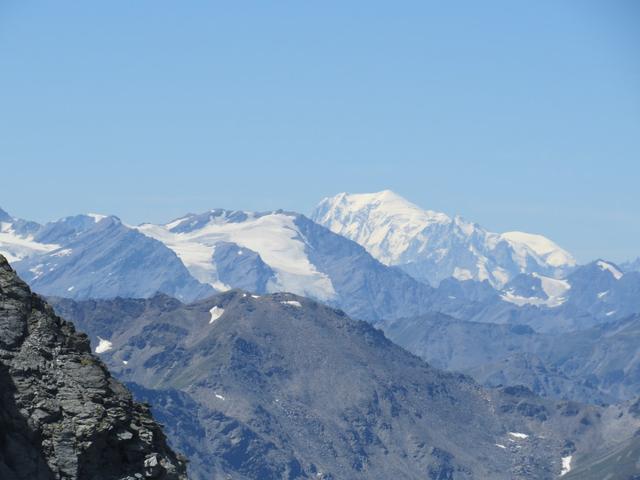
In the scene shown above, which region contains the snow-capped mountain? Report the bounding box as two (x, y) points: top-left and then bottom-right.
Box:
(0, 206), (456, 321)
(4, 202), (636, 328)
(0, 209), (213, 302)
(136, 209), (453, 320)
(0, 207), (57, 262)
(499, 260), (630, 313)
(137, 210), (336, 301)
(312, 190), (576, 288)
(456, 259), (640, 332)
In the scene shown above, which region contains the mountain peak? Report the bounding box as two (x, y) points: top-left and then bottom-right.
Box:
(500, 231), (576, 268)
(313, 191), (576, 287)
(312, 191), (453, 266)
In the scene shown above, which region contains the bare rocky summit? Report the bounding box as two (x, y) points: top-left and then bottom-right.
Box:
(0, 255), (187, 480)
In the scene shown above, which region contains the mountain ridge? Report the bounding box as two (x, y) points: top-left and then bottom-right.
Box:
(49, 288), (640, 479)
(312, 190), (576, 287)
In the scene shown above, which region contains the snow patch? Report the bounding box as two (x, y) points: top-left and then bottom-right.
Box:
(501, 274), (569, 308)
(29, 264), (45, 280)
(508, 432), (529, 439)
(209, 306), (224, 324)
(281, 300), (302, 308)
(605, 310), (616, 317)
(0, 227), (60, 263)
(453, 268), (473, 281)
(596, 260), (623, 280)
(67, 286), (75, 292)
(560, 455), (572, 476)
(87, 213), (108, 223)
(533, 273), (571, 299)
(495, 444), (506, 449)
(95, 337), (113, 354)
(597, 290), (609, 299)
(215, 393), (225, 400)
(51, 248), (73, 257)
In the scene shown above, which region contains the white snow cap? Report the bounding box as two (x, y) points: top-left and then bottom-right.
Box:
(87, 213), (108, 223)
(500, 232), (575, 268)
(596, 260), (624, 280)
(313, 190), (450, 266)
(312, 190), (576, 288)
(136, 210), (336, 300)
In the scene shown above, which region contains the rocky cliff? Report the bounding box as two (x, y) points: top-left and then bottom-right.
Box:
(0, 255), (187, 480)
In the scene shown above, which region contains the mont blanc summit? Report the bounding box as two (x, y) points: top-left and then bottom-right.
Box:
(312, 190), (576, 287)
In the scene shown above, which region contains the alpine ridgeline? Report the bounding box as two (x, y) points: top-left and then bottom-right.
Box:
(51, 291), (640, 480)
(1, 206), (457, 321)
(312, 190), (576, 288)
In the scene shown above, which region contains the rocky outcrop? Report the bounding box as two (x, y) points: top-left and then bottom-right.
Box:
(0, 255), (187, 480)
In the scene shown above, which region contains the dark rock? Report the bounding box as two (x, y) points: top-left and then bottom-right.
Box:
(0, 255), (187, 479)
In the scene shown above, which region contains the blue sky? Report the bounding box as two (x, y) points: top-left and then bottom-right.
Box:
(0, 1), (638, 262)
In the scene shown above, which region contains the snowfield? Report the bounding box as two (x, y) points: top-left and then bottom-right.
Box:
(137, 211), (337, 301)
(312, 190), (576, 288)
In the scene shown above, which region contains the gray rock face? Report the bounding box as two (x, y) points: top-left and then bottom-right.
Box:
(0, 255), (186, 480)
(212, 242), (275, 293)
(50, 292), (639, 480)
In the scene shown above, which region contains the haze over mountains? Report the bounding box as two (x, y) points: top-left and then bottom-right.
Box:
(2, 190), (640, 479)
(1, 191), (636, 328)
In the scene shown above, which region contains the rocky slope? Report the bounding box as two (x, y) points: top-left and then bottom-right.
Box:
(381, 311), (640, 404)
(50, 291), (639, 480)
(0, 255), (186, 480)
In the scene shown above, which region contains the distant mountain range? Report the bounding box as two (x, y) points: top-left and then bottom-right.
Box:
(2, 195), (638, 330)
(312, 190), (576, 288)
(49, 288), (640, 480)
(2, 188), (639, 479)
(381, 310), (640, 405)
(0, 206), (453, 321)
